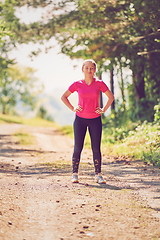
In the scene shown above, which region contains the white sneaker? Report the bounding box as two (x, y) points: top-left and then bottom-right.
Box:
(72, 174), (79, 183)
(95, 175), (106, 184)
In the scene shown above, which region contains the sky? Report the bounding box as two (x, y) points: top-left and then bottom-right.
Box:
(10, 42), (84, 93)
(10, 5), (84, 93)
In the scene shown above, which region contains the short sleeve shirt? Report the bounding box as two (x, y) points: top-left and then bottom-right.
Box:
(68, 78), (109, 119)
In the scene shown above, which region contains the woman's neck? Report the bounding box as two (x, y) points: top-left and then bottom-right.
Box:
(84, 76), (94, 85)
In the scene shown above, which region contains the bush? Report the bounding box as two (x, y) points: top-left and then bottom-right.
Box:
(154, 104), (160, 123)
(102, 119), (160, 166)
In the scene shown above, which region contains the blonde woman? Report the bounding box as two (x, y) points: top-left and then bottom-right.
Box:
(61, 59), (114, 184)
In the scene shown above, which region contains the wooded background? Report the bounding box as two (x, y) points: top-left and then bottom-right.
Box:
(0, 0), (160, 123)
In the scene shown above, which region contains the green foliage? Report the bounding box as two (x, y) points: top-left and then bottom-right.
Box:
(0, 0), (160, 124)
(154, 103), (160, 123)
(51, 0), (160, 122)
(37, 105), (54, 122)
(102, 120), (160, 166)
(125, 122), (160, 166)
(102, 101), (160, 166)
(58, 103), (160, 166)
(128, 96), (156, 122)
(102, 113), (138, 144)
(142, 131), (160, 166)
(60, 125), (73, 138)
(0, 20), (13, 45)
(0, 64), (43, 114)
(59, 117), (160, 166)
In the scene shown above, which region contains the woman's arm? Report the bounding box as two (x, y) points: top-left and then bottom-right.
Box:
(61, 90), (74, 111)
(102, 89), (114, 112)
(95, 89), (114, 114)
(61, 90), (82, 112)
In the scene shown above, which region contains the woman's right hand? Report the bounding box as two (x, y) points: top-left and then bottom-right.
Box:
(73, 105), (83, 112)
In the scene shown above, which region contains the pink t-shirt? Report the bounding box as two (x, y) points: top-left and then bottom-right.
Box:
(68, 78), (109, 119)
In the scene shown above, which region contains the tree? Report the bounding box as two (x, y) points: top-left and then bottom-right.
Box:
(1, 0), (160, 122)
(0, 1), (45, 115)
(0, 65), (43, 114)
(37, 105), (54, 121)
(124, 0), (160, 121)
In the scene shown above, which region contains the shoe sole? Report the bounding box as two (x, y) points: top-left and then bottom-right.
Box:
(72, 180), (79, 183)
(96, 180), (106, 184)
(97, 181), (106, 184)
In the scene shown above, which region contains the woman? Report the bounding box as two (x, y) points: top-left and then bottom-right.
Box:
(61, 59), (114, 184)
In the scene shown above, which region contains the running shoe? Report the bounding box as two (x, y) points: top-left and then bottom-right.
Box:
(95, 175), (106, 184)
(72, 174), (79, 183)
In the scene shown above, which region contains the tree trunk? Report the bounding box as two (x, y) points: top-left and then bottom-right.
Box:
(110, 66), (115, 110)
(97, 73), (103, 108)
(119, 61), (126, 111)
(130, 56), (146, 120)
(147, 52), (160, 98)
(2, 105), (6, 114)
(132, 65), (145, 103)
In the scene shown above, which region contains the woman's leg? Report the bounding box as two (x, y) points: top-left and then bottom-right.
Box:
(72, 116), (87, 173)
(88, 117), (102, 174)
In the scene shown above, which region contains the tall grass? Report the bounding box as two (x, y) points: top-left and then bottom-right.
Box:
(102, 121), (160, 166)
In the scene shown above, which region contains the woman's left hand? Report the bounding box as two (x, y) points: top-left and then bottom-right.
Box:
(95, 107), (104, 114)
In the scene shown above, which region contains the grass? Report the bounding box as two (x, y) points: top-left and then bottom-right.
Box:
(60, 125), (91, 147)
(13, 130), (36, 145)
(42, 161), (71, 170)
(1, 113), (159, 166)
(102, 121), (160, 166)
(0, 114), (23, 124)
(60, 121), (160, 167)
(0, 113), (58, 127)
(0, 113), (59, 145)
(60, 125), (73, 137)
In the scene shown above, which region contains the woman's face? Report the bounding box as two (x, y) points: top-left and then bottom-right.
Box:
(82, 61), (96, 77)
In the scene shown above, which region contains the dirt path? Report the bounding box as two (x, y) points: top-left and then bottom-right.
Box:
(0, 124), (159, 240)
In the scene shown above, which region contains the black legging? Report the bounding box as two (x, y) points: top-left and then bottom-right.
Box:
(72, 115), (102, 174)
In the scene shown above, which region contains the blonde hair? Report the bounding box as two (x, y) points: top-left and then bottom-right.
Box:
(82, 59), (97, 71)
